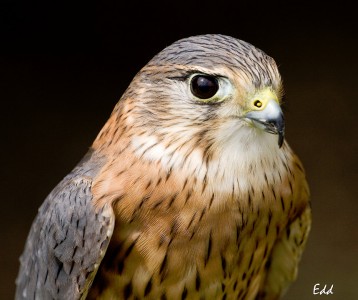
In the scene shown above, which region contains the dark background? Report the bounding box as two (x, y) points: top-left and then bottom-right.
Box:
(1, 1), (357, 299)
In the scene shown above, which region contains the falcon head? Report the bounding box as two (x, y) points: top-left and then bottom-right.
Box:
(102, 34), (285, 169)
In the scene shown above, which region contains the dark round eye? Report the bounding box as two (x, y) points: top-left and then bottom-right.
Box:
(190, 75), (219, 99)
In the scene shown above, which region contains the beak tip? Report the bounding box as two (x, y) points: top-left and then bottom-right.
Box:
(244, 99), (285, 148)
(278, 134), (284, 148)
(277, 125), (285, 148)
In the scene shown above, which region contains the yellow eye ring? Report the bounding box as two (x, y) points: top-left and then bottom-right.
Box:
(253, 100), (263, 108)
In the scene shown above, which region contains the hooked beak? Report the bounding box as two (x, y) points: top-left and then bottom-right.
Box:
(245, 98), (285, 148)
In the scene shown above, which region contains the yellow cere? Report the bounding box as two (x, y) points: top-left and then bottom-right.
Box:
(249, 88), (279, 111)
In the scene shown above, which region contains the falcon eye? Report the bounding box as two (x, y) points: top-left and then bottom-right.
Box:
(190, 75), (219, 99)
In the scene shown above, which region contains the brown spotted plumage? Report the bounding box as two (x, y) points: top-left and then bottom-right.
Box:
(16, 34), (311, 300)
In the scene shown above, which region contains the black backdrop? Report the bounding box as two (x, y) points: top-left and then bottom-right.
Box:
(1, 1), (357, 299)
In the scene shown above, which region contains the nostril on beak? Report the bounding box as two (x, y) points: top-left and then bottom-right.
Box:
(253, 100), (263, 108)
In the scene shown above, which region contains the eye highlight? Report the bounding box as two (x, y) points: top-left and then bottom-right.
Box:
(190, 75), (219, 99)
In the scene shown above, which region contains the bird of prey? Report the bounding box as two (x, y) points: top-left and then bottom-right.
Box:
(16, 34), (311, 300)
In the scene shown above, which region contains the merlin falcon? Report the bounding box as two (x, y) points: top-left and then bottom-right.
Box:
(16, 34), (311, 300)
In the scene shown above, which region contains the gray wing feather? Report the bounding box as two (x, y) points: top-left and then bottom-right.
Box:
(16, 151), (114, 300)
